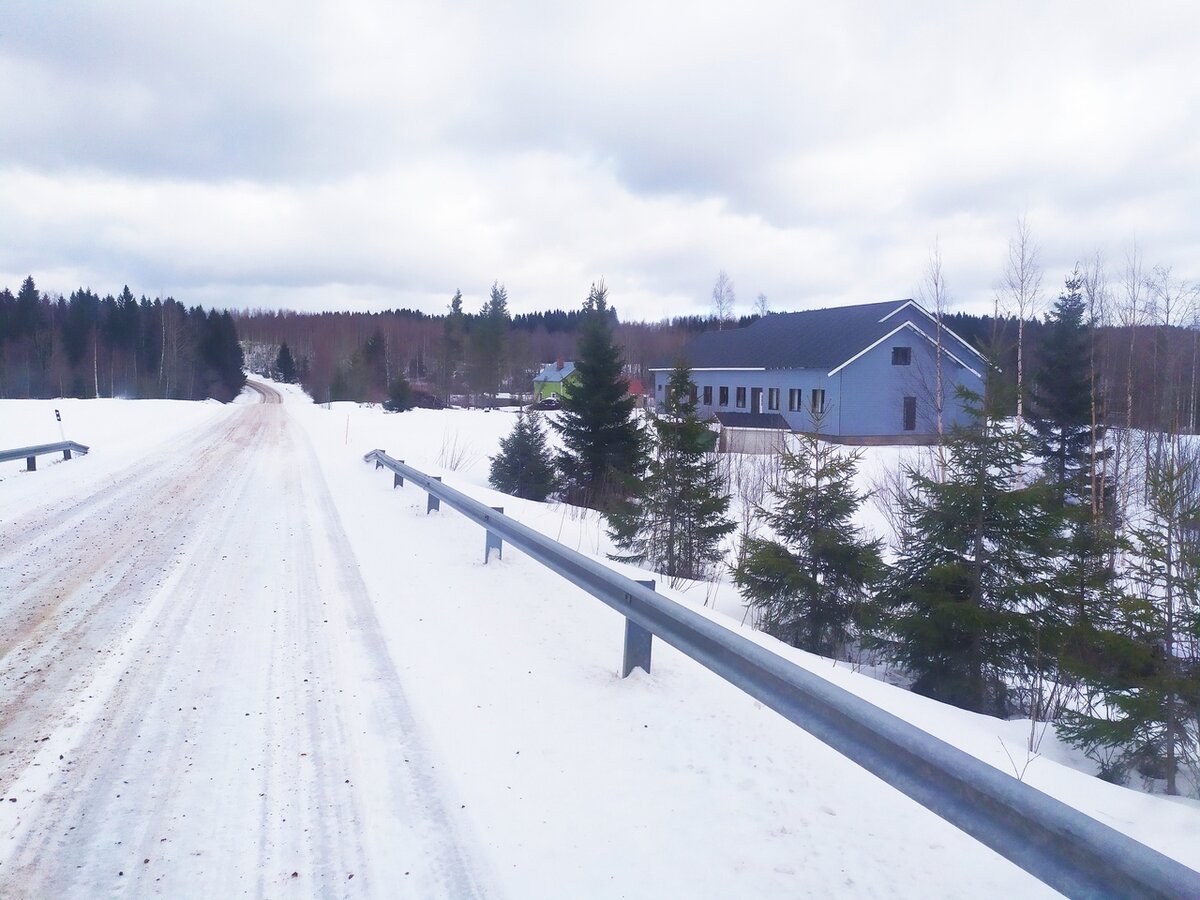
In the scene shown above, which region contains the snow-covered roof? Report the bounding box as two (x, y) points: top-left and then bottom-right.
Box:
(533, 361), (577, 384)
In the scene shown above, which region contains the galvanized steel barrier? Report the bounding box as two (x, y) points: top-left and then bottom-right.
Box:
(363, 447), (1200, 899)
(0, 441), (90, 471)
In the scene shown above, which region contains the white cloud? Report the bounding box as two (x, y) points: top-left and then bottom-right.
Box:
(1, 0), (1197, 318)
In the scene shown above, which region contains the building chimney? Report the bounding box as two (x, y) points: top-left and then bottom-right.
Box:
(556, 357), (564, 371)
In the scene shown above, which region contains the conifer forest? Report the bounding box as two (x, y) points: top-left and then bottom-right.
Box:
(0, 276), (246, 402)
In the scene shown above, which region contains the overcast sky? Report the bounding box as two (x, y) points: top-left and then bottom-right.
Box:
(1, 1), (1196, 319)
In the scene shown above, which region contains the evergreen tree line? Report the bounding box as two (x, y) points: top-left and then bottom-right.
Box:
(0, 276), (246, 402)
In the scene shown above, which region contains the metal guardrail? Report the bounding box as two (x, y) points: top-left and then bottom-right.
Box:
(363, 448), (1200, 899)
(0, 441), (90, 470)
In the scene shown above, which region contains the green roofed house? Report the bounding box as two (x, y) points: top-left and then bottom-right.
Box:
(533, 359), (578, 402)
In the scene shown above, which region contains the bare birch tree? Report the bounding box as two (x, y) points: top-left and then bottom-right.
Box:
(917, 238), (952, 478)
(1115, 245), (1146, 519)
(1082, 252), (1112, 519)
(1000, 216), (1043, 427)
(712, 270), (735, 330)
(755, 292), (769, 317)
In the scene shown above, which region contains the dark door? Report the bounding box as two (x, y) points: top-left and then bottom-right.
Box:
(903, 396), (917, 431)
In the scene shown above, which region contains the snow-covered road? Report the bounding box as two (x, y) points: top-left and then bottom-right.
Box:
(0, 394), (485, 897)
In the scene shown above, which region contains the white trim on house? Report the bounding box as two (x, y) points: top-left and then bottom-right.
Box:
(826, 320), (983, 379)
(878, 299), (989, 364)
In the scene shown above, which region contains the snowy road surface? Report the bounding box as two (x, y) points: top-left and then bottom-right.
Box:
(0, 387), (485, 897)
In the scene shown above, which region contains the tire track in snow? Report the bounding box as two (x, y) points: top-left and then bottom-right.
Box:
(0, 402), (488, 898)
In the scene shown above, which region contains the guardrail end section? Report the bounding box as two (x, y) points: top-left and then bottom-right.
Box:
(622, 580), (655, 677)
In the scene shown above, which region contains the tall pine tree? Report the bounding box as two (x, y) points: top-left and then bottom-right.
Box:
(1030, 268), (1123, 725)
(439, 289), (465, 404)
(1031, 268), (1105, 503)
(734, 430), (883, 656)
(553, 281), (646, 510)
(471, 282), (510, 406)
(607, 364), (733, 587)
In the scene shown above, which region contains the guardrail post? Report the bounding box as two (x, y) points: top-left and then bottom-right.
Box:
(393, 460), (405, 489)
(26, 456), (36, 472)
(622, 580), (655, 677)
(485, 507), (504, 563)
(62, 448), (72, 460)
(427, 476), (442, 513)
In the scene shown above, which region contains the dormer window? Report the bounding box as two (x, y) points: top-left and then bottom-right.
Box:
(892, 346), (912, 366)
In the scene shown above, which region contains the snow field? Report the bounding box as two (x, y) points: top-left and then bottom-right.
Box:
(284, 389), (1198, 897)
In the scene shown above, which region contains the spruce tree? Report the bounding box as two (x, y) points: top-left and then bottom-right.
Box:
(383, 374), (413, 412)
(471, 282), (510, 406)
(733, 428), (883, 656)
(439, 289), (465, 404)
(1030, 267), (1123, 724)
(553, 281), (646, 510)
(607, 364), (734, 587)
(489, 411), (558, 501)
(1030, 268), (1102, 503)
(274, 342), (297, 383)
(871, 387), (1056, 715)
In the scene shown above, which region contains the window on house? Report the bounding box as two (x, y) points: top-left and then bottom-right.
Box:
(703, 385), (712, 405)
(788, 388), (801, 412)
(689, 384), (698, 403)
(811, 389), (825, 414)
(736, 387), (747, 408)
(903, 396), (917, 431)
(719, 386), (729, 406)
(892, 346), (912, 366)
(767, 388), (780, 411)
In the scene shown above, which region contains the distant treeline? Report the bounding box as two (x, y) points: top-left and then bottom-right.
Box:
(0, 276), (246, 402)
(236, 288), (771, 406)
(236, 283), (1199, 433)
(945, 310), (1200, 434)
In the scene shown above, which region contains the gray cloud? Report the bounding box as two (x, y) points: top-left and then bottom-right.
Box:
(1, 0), (1197, 317)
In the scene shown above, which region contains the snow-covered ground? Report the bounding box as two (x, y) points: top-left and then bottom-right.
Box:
(0, 385), (1197, 898)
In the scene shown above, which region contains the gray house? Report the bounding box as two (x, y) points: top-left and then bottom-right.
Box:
(651, 299), (986, 444)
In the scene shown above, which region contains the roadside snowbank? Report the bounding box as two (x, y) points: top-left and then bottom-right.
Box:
(280, 383), (1199, 897)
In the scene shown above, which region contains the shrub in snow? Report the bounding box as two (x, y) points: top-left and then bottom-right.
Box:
(489, 412), (557, 501)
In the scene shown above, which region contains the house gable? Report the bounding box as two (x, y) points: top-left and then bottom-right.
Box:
(827, 320), (982, 379)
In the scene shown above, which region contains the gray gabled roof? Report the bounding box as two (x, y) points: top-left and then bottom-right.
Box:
(533, 361), (576, 383)
(660, 299), (982, 374)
